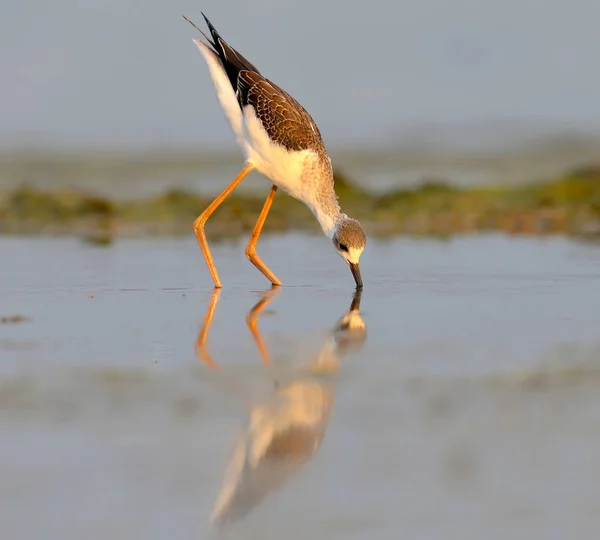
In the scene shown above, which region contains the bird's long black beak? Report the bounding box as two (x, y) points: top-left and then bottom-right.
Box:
(349, 262), (363, 289)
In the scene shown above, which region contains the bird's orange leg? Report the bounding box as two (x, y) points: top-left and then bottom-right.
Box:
(246, 287), (280, 366)
(195, 289), (221, 368)
(194, 163), (254, 288)
(245, 185), (282, 286)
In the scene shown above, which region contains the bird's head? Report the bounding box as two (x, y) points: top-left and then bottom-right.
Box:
(332, 216), (366, 289)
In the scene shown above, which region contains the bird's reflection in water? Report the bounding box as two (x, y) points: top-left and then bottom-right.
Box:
(195, 288), (367, 529)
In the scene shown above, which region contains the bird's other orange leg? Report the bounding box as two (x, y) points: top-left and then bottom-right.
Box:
(195, 289), (221, 368)
(246, 287), (280, 366)
(245, 185), (281, 286)
(194, 163), (254, 288)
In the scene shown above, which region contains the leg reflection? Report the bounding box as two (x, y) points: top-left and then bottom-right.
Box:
(195, 286), (280, 369)
(195, 289), (221, 369)
(246, 285), (281, 366)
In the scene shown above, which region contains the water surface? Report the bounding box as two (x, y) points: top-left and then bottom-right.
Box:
(2, 234), (600, 539)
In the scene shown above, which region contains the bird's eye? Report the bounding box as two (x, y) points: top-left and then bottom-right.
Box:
(339, 244), (348, 252)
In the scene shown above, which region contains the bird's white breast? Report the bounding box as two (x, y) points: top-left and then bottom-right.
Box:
(242, 106), (314, 202)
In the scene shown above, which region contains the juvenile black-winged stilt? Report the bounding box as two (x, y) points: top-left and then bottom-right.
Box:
(184, 13), (366, 289)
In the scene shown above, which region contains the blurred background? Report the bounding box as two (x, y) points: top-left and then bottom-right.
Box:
(3, 0), (600, 150)
(1, 0), (600, 241)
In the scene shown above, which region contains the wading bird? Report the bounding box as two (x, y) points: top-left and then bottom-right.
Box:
(184, 13), (366, 289)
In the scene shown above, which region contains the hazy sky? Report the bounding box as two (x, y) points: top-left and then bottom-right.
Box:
(1, 0), (600, 150)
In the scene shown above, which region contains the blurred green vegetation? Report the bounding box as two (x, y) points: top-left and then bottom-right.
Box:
(1, 163), (599, 244)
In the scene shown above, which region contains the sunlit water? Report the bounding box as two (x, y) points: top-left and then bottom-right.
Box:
(2, 233), (600, 539)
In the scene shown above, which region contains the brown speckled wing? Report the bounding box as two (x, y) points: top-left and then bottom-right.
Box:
(237, 70), (325, 153)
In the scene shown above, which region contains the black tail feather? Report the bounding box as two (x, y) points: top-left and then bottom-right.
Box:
(182, 15), (218, 55)
(199, 12), (261, 90)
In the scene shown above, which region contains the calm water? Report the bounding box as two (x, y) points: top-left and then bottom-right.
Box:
(2, 233), (600, 539)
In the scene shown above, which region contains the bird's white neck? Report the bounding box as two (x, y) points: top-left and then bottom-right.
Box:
(297, 154), (342, 239)
(312, 206), (343, 239)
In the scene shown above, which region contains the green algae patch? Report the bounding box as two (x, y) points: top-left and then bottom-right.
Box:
(365, 166), (600, 238)
(1, 166), (600, 241)
(2, 185), (116, 221)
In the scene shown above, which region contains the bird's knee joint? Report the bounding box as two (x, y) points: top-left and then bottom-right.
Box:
(245, 245), (256, 260)
(193, 216), (206, 232)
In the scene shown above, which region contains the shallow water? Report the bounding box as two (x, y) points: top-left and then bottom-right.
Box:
(2, 233), (600, 539)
